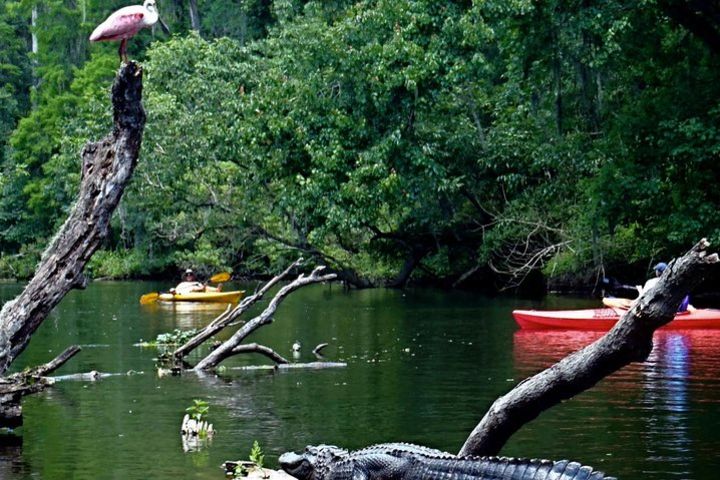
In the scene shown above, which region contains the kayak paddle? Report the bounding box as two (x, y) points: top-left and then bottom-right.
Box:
(139, 292), (161, 304)
(209, 272), (231, 283)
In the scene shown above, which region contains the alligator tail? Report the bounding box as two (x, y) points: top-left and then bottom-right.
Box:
(415, 456), (617, 480)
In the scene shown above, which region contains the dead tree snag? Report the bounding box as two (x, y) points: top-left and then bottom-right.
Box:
(460, 239), (719, 456)
(194, 266), (337, 370)
(0, 62), (145, 428)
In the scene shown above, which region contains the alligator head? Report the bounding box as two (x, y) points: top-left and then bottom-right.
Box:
(279, 445), (348, 480)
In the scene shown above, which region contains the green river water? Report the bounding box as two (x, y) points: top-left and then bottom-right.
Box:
(1, 281), (720, 479)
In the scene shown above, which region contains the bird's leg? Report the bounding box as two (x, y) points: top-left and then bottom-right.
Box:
(119, 39), (128, 64)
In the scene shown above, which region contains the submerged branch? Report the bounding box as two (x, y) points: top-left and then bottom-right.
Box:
(229, 343), (289, 364)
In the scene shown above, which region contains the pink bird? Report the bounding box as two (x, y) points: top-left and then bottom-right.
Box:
(89, 0), (165, 63)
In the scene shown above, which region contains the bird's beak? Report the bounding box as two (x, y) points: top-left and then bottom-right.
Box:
(158, 17), (171, 35)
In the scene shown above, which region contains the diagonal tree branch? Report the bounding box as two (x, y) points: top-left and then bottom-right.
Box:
(194, 266), (337, 370)
(0, 62), (146, 376)
(0, 63), (145, 428)
(9, 345), (82, 380)
(460, 238), (719, 456)
(173, 258), (304, 360)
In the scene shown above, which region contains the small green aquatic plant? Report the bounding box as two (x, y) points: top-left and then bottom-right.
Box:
(233, 441), (266, 478)
(249, 440), (264, 469)
(186, 399), (210, 422)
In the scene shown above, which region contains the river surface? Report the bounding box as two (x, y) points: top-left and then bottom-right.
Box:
(1, 281), (719, 479)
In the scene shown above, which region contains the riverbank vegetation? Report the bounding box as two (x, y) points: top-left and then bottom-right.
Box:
(2, 1), (719, 290)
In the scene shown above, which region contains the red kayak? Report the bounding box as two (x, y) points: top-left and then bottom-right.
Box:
(513, 307), (720, 331)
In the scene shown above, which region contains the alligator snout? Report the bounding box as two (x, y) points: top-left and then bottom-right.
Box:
(279, 451), (313, 480)
(279, 451), (304, 469)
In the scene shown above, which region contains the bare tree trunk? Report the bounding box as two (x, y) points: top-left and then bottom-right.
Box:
(194, 267), (336, 370)
(0, 62), (145, 374)
(460, 239), (718, 456)
(31, 7), (38, 55)
(188, 0), (201, 31)
(31, 5), (39, 90)
(0, 63), (145, 427)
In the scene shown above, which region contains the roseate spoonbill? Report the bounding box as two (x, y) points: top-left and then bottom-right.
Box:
(89, 0), (169, 63)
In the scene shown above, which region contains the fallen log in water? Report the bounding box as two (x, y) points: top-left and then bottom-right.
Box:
(194, 266), (337, 370)
(228, 362), (347, 372)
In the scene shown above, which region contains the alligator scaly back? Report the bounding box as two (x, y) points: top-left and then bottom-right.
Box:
(278, 443), (617, 480)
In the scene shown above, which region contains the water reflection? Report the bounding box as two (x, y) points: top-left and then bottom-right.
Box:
(2, 283), (720, 480)
(141, 300), (231, 330)
(0, 435), (28, 479)
(513, 329), (720, 382)
(642, 335), (690, 477)
(513, 329), (720, 478)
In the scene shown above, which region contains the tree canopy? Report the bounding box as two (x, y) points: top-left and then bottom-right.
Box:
(1, 0), (719, 289)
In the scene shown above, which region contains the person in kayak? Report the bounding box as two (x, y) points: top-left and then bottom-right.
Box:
(637, 262), (694, 312)
(170, 269), (219, 295)
(636, 262), (667, 295)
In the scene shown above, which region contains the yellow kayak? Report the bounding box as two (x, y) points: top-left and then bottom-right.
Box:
(158, 290), (244, 303)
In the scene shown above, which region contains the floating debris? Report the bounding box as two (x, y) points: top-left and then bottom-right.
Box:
(181, 413), (214, 437)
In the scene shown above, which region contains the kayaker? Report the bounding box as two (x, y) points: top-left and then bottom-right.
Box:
(170, 269), (219, 295)
(637, 262), (694, 312)
(636, 262), (667, 295)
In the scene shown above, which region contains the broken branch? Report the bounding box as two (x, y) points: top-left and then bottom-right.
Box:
(173, 258), (304, 360)
(460, 239), (719, 456)
(194, 266), (337, 370)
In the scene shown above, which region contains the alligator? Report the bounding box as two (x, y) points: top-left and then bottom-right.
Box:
(278, 443), (617, 480)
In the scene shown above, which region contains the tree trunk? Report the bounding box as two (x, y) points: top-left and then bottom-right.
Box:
(31, 5), (38, 89)
(0, 62), (145, 376)
(386, 247), (428, 289)
(459, 239), (718, 456)
(189, 0), (201, 31)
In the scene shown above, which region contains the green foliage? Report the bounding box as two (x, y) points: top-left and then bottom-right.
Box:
(185, 399), (210, 422)
(88, 248), (171, 279)
(249, 440), (264, 469)
(2, 0), (720, 287)
(234, 440), (266, 477)
(0, 2), (31, 171)
(0, 243), (41, 279)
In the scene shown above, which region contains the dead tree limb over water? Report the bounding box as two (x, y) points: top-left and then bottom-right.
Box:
(460, 238), (719, 457)
(0, 62), (146, 428)
(193, 265), (337, 370)
(173, 258), (304, 361)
